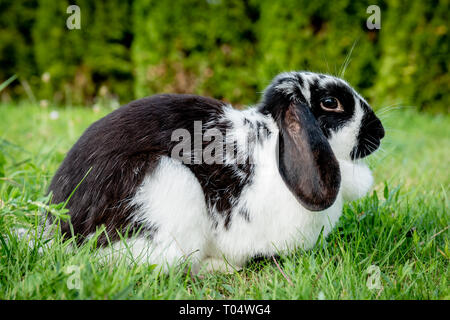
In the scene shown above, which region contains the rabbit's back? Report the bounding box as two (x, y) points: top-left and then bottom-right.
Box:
(48, 94), (226, 244)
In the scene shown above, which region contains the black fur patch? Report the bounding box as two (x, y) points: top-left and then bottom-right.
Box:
(187, 161), (253, 230)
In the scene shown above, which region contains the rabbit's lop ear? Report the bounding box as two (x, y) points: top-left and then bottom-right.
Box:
(278, 102), (341, 211)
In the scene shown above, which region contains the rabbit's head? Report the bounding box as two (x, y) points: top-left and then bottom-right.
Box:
(259, 71), (384, 211)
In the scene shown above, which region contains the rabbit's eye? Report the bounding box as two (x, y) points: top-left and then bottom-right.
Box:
(320, 97), (343, 112)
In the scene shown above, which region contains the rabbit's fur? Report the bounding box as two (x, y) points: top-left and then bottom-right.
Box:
(48, 71), (384, 272)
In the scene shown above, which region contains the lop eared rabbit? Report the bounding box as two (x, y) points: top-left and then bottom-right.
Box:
(48, 71), (384, 273)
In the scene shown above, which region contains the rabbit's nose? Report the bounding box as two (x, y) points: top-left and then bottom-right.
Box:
(367, 115), (385, 140)
(379, 125), (385, 139)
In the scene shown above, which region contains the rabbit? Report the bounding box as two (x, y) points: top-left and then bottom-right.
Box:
(47, 71), (384, 273)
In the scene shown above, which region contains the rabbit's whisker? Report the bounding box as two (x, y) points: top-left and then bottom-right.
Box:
(339, 39), (358, 77)
(375, 103), (404, 114)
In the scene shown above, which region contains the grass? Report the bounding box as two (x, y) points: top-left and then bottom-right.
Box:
(0, 102), (448, 300)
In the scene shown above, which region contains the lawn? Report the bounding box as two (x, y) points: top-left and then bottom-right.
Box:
(0, 103), (448, 299)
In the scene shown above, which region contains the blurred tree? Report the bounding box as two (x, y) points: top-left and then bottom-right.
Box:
(0, 0), (38, 102)
(375, 0), (449, 113)
(132, 0), (259, 105)
(32, 0), (134, 105)
(0, 0), (447, 112)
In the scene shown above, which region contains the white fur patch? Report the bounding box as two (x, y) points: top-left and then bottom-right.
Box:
(122, 156), (213, 271)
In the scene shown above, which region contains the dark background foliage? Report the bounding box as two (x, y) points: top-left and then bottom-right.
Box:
(0, 0), (448, 112)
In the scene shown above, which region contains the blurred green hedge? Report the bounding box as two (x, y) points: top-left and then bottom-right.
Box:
(0, 0), (448, 112)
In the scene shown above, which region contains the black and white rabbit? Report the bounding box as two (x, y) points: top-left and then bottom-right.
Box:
(48, 71), (384, 272)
